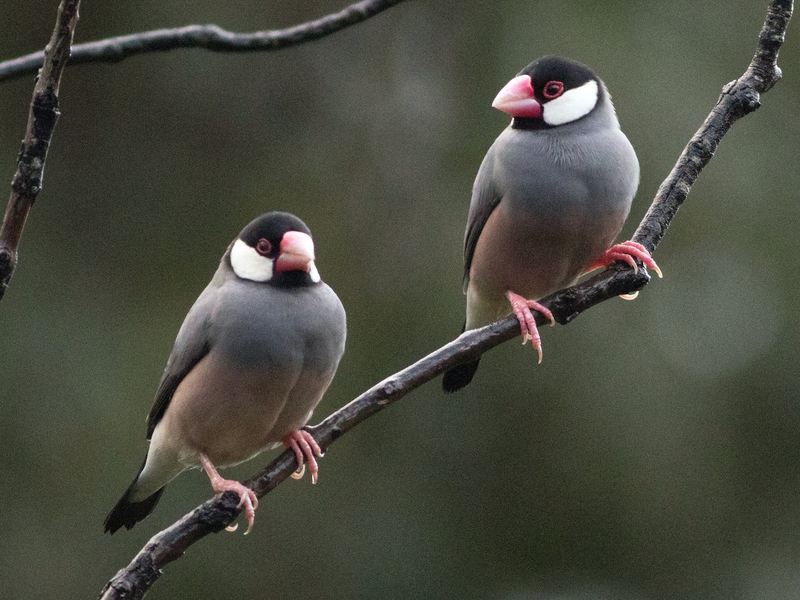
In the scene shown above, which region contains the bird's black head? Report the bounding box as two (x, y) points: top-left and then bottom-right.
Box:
(229, 212), (320, 286)
(492, 55), (605, 130)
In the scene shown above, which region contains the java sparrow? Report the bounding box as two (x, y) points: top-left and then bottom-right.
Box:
(442, 56), (661, 393)
(104, 212), (346, 534)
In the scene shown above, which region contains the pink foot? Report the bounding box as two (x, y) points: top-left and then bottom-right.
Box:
(505, 290), (555, 364)
(283, 430), (323, 485)
(199, 453), (259, 535)
(584, 241), (663, 279)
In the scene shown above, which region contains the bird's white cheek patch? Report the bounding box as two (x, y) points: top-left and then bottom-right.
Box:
(309, 262), (321, 283)
(230, 239), (274, 282)
(543, 79), (599, 126)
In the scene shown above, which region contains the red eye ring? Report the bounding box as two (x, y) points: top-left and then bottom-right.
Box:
(543, 80), (564, 100)
(255, 238), (272, 256)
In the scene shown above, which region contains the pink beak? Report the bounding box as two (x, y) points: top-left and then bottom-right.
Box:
(274, 230), (315, 273)
(491, 74), (542, 118)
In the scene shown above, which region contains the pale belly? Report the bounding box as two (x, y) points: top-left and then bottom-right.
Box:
(466, 199), (625, 328)
(159, 352), (333, 468)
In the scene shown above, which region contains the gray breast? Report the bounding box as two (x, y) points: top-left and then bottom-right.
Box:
(467, 121), (639, 323)
(495, 123), (638, 222)
(168, 278), (346, 465)
(212, 280), (346, 376)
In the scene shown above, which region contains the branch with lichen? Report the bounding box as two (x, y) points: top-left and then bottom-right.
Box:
(0, 0), (81, 299)
(0, 0), (409, 301)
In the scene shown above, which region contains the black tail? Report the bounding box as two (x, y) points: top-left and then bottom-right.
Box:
(442, 358), (481, 393)
(104, 461), (166, 534)
(442, 322), (481, 393)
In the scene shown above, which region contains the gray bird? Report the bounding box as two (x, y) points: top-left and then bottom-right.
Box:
(442, 56), (660, 393)
(104, 212), (346, 534)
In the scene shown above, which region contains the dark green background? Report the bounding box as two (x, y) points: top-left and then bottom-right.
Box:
(1, 1), (798, 598)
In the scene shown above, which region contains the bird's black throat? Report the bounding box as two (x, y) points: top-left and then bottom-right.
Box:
(270, 270), (317, 288)
(511, 117), (554, 131)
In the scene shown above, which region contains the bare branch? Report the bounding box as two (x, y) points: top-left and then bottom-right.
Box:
(632, 0), (791, 252)
(0, 0), (81, 299)
(0, 0), (408, 84)
(97, 1), (793, 598)
(0, 0), (407, 300)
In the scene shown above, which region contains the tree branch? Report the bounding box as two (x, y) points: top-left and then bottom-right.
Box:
(0, 0), (81, 300)
(97, 0), (792, 597)
(0, 0), (408, 84)
(632, 0), (791, 253)
(0, 0), (407, 301)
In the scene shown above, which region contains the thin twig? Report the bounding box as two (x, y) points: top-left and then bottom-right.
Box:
(632, 0), (790, 252)
(97, 1), (792, 598)
(0, 0), (81, 299)
(0, 0), (407, 300)
(0, 0), (408, 84)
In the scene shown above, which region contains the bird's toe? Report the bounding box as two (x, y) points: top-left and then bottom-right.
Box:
(283, 430), (323, 484)
(590, 240), (663, 280)
(199, 453), (259, 535)
(505, 291), (551, 363)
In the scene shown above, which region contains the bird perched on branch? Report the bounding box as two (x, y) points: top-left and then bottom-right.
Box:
(442, 55), (660, 393)
(104, 212), (347, 534)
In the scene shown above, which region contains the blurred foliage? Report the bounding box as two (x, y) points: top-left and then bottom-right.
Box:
(0, 1), (798, 598)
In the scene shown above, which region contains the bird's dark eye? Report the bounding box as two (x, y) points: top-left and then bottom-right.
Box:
(255, 238), (273, 257)
(543, 81), (565, 99)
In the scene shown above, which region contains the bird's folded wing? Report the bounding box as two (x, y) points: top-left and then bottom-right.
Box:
(463, 147), (501, 293)
(146, 284), (217, 439)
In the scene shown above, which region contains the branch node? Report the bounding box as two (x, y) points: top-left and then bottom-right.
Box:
(0, 0), (80, 301)
(744, 89), (762, 112)
(722, 79), (738, 95)
(381, 379), (403, 397)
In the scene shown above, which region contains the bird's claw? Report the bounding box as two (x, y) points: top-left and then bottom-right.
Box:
(218, 484), (258, 535)
(200, 453), (258, 535)
(283, 430), (323, 485)
(586, 240), (662, 280)
(291, 463), (306, 480)
(506, 291), (553, 364)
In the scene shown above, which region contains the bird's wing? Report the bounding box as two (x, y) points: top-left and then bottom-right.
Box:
(463, 146), (501, 292)
(145, 284), (217, 439)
